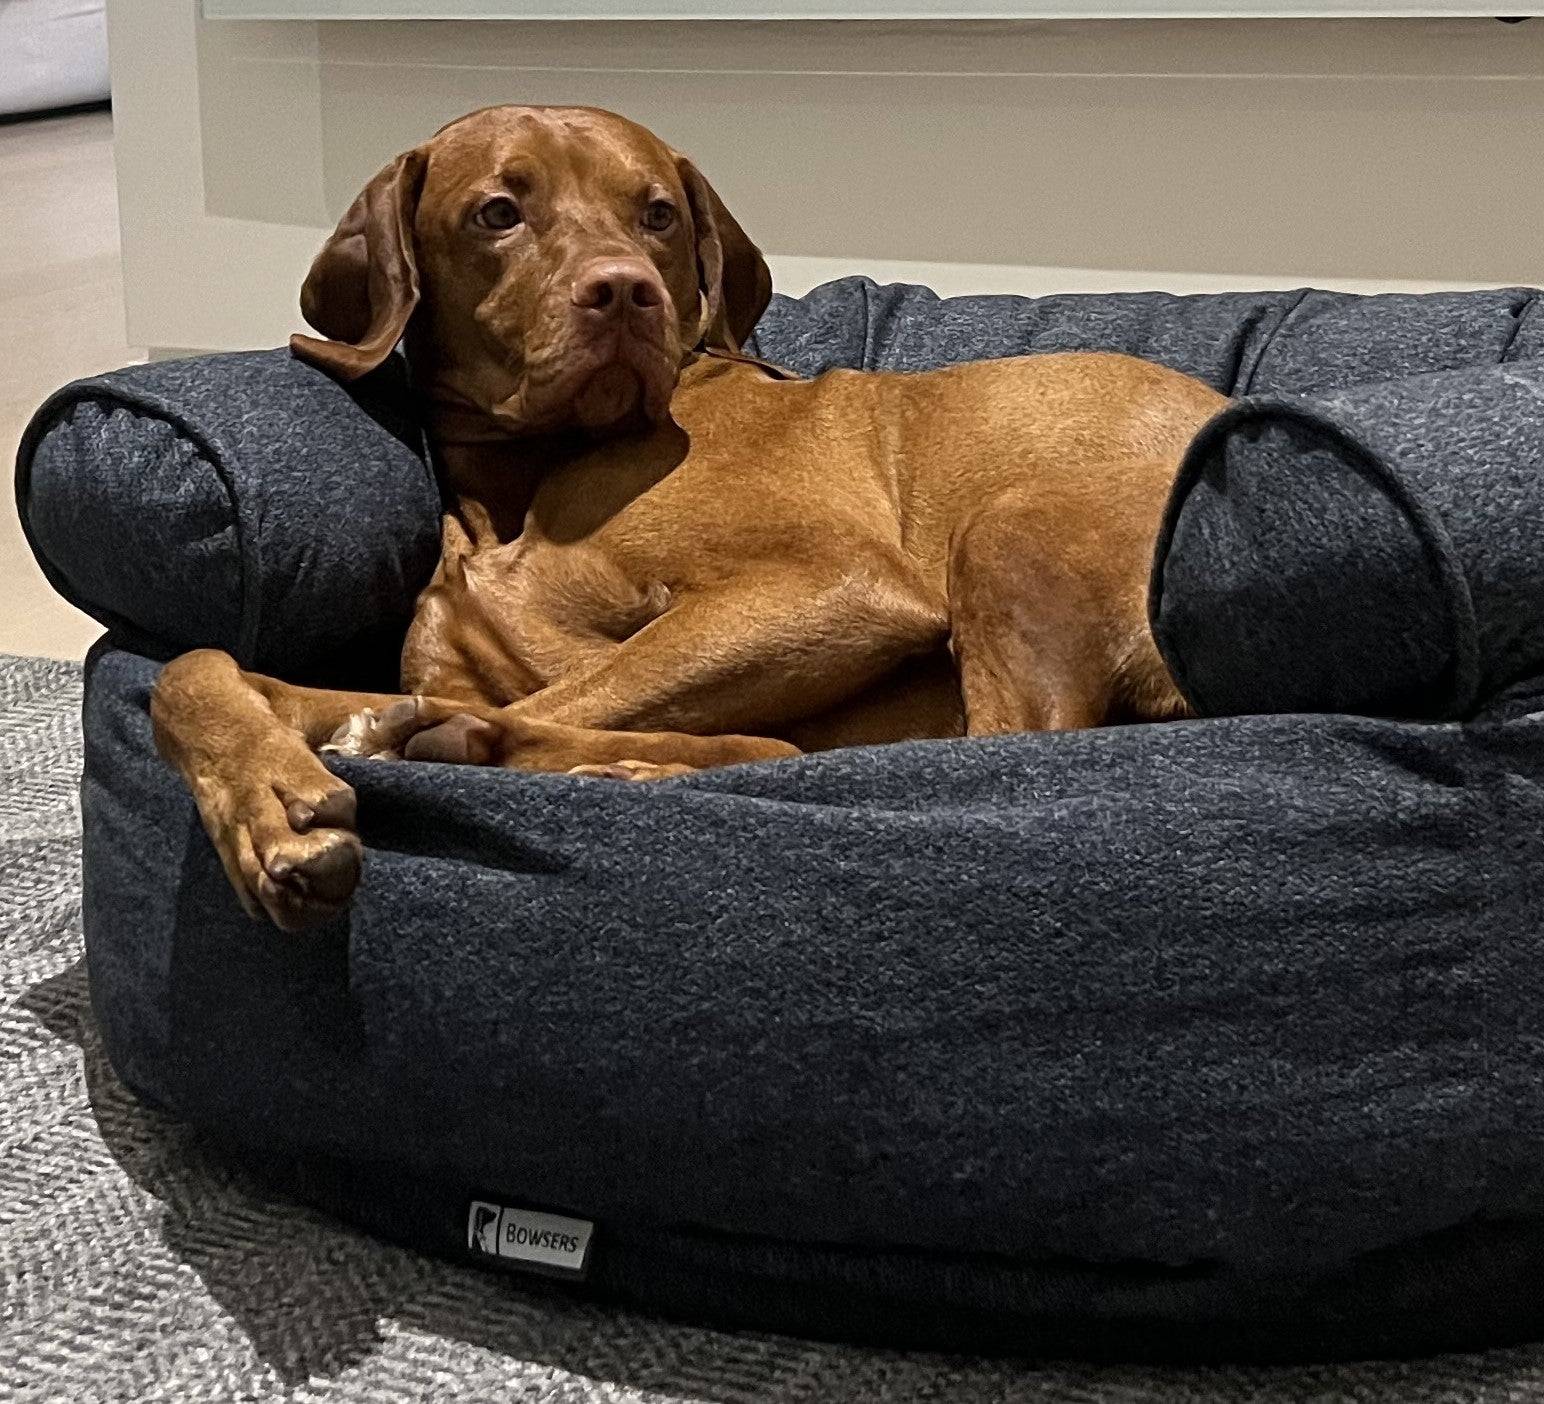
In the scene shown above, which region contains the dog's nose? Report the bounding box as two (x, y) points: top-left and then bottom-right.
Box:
(571, 259), (666, 316)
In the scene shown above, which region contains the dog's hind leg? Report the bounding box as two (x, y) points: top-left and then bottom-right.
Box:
(947, 485), (1183, 736)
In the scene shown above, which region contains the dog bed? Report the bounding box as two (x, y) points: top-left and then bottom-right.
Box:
(18, 277), (1544, 1364)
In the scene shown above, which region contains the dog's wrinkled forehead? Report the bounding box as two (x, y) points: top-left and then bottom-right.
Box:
(418, 105), (681, 215)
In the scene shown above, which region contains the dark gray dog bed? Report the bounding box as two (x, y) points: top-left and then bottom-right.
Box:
(18, 278), (1544, 1364)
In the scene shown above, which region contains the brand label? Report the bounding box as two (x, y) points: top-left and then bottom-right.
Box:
(466, 1201), (594, 1278)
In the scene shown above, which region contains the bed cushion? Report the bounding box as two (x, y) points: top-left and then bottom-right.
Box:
(747, 277), (1544, 394)
(1152, 360), (1544, 722)
(79, 640), (1544, 1363)
(18, 351), (438, 685)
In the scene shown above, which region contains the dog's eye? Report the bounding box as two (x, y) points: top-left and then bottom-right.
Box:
(642, 200), (676, 233)
(475, 197), (522, 232)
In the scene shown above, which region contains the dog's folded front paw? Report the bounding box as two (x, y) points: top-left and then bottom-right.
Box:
(252, 824), (363, 932)
(322, 697), (429, 760)
(323, 697), (505, 766)
(400, 712), (502, 765)
(195, 763), (362, 932)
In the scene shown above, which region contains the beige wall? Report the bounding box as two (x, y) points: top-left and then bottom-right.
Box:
(108, 4), (1544, 354)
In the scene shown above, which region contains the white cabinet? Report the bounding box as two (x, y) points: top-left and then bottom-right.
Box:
(109, 2), (1544, 354)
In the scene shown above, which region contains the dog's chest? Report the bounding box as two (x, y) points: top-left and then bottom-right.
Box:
(403, 525), (673, 702)
(402, 387), (884, 700)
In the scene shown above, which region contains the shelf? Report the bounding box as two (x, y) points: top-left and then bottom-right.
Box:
(201, 2), (1544, 22)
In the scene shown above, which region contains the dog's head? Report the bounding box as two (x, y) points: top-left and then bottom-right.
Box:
(290, 105), (772, 435)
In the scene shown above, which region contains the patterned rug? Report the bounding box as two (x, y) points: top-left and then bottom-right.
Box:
(7, 650), (1544, 1401)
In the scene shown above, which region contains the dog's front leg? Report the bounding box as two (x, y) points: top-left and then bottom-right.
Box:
(509, 574), (947, 737)
(326, 692), (800, 777)
(320, 575), (944, 779)
(151, 649), (437, 929)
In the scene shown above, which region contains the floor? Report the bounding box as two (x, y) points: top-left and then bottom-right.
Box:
(0, 106), (138, 661)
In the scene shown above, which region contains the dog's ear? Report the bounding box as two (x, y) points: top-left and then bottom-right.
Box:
(290, 149), (428, 381)
(675, 155), (772, 354)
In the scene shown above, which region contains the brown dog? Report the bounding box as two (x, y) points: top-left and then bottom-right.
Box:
(150, 104), (1226, 931)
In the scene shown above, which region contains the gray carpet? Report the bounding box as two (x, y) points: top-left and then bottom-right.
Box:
(6, 650), (1544, 1403)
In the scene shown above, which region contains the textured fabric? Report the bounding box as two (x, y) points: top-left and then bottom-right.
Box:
(1153, 359), (1544, 721)
(17, 350), (438, 685)
(19, 655), (1544, 1401)
(746, 278), (1544, 394)
(80, 641), (1544, 1362)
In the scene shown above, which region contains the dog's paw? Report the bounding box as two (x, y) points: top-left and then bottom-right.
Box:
(251, 823), (363, 932)
(401, 712), (504, 765)
(322, 698), (422, 760)
(196, 762), (361, 932)
(323, 698), (505, 766)
(566, 759), (698, 782)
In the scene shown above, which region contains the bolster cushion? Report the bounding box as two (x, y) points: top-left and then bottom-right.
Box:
(1152, 360), (1544, 722)
(749, 278), (1544, 396)
(15, 351), (440, 681)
